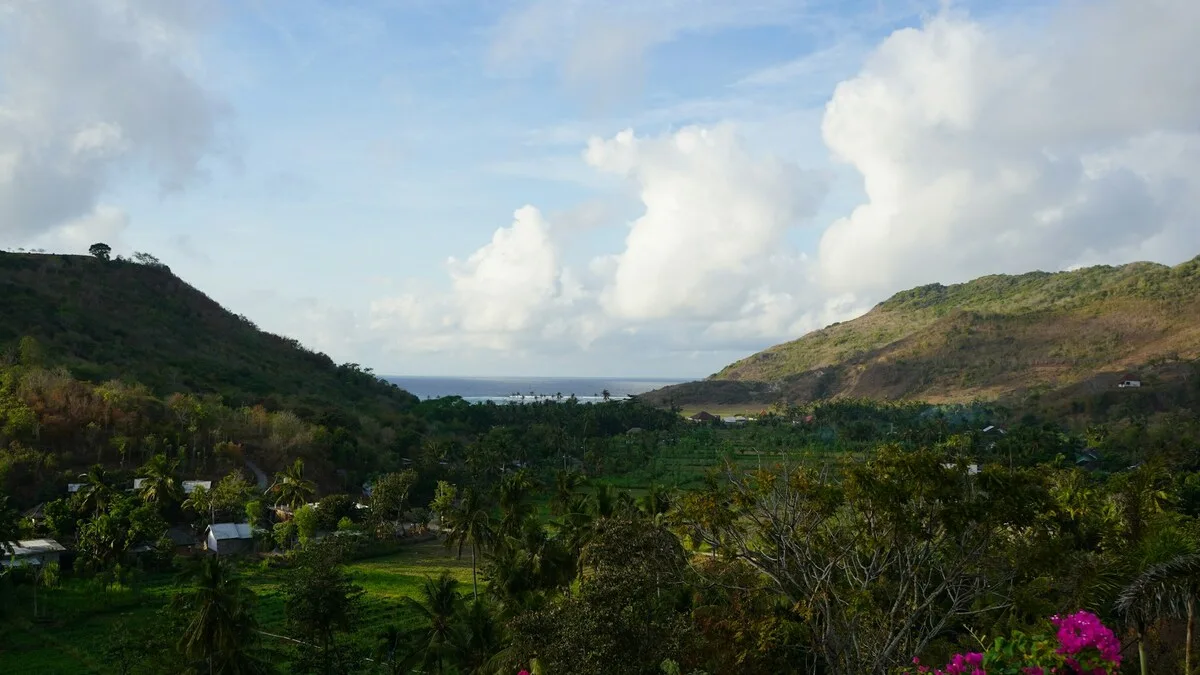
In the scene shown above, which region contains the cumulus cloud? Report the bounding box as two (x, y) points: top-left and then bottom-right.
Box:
(817, 0), (1200, 296)
(0, 0), (225, 247)
(371, 125), (831, 359)
(586, 126), (827, 321)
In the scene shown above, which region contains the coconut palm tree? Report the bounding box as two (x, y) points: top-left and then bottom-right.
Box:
(548, 470), (585, 516)
(401, 572), (464, 674)
(268, 458), (316, 510)
(77, 465), (114, 516)
(175, 556), (268, 674)
(1117, 553), (1200, 675)
(443, 488), (494, 600)
(137, 454), (183, 506)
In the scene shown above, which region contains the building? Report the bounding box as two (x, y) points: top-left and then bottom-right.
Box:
(1117, 374), (1142, 388)
(2, 539), (66, 567)
(721, 415), (749, 424)
(167, 526), (200, 554)
(204, 523), (256, 556)
(688, 411), (719, 422)
(182, 480), (212, 495)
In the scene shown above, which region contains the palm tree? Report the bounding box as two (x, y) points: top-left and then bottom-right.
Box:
(77, 465), (114, 516)
(175, 557), (268, 674)
(1117, 553), (1200, 675)
(444, 488), (494, 600)
(137, 454), (183, 506)
(497, 471), (536, 540)
(0, 494), (19, 550)
(374, 625), (407, 675)
(268, 459), (316, 510)
(401, 572), (464, 674)
(454, 598), (506, 674)
(549, 470), (585, 516)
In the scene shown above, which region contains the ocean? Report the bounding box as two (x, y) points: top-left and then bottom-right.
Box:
(385, 376), (686, 403)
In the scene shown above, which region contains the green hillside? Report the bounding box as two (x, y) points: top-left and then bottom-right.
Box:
(642, 256), (1200, 408)
(0, 251), (417, 417)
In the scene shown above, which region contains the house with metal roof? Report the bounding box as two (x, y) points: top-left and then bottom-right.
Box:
(2, 539), (67, 567)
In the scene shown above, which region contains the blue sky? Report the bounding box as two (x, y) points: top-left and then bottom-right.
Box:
(2, 0), (1199, 378)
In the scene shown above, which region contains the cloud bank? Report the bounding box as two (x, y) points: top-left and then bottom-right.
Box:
(0, 0), (225, 248)
(378, 0), (1200, 370)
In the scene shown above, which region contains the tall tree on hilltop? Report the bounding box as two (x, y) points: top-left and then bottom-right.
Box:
(88, 242), (111, 261)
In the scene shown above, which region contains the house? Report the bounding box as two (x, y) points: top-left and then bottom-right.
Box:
(2, 539), (67, 567)
(721, 415), (749, 424)
(203, 523), (256, 556)
(67, 483), (84, 493)
(21, 503), (46, 530)
(1117, 374), (1142, 388)
(167, 526), (200, 554)
(182, 480), (212, 495)
(981, 425), (1008, 435)
(943, 463), (981, 476)
(688, 411), (719, 423)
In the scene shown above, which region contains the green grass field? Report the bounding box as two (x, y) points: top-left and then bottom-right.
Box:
(0, 538), (475, 674)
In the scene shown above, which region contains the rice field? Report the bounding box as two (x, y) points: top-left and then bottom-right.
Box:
(0, 538), (476, 674)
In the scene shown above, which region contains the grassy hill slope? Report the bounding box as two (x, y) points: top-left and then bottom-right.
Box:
(0, 252), (416, 417)
(642, 256), (1200, 408)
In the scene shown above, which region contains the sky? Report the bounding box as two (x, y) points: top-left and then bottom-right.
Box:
(1, 0), (1199, 378)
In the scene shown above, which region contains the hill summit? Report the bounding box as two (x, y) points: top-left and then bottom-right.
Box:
(641, 256), (1200, 408)
(0, 251), (416, 418)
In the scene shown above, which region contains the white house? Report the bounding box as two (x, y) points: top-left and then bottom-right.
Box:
(1117, 374), (1142, 388)
(182, 480), (212, 495)
(204, 523), (255, 556)
(2, 539), (67, 567)
(67, 483), (84, 493)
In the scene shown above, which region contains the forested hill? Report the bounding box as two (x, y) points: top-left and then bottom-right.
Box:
(643, 256), (1200, 408)
(0, 251), (417, 416)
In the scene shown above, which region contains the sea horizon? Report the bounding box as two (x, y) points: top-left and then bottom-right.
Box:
(385, 375), (689, 403)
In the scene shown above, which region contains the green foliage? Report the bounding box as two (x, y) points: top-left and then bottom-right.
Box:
(282, 538), (365, 671)
(292, 504), (318, 545)
(649, 255), (1200, 408)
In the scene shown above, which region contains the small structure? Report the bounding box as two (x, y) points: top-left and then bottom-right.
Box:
(21, 503), (46, 530)
(942, 463), (981, 476)
(204, 523), (255, 556)
(2, 539), (67, 567)
(1117, 374), (1142, 388)
(721, 415), (749, 424)
(688, 411), (719, 423)
(981, 425), (1007, 435)
(167, 526), (200, 554)
(182, 480), (212, 495)
(67, 483), (84, 494)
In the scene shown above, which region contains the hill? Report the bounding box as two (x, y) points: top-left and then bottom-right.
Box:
(0, 251), (417, 418)
(641, 256), (1200, 410)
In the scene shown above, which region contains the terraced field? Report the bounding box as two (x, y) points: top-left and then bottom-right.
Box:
(0, 538), (474, 674)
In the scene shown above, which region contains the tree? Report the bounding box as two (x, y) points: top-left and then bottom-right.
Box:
(137, 454), (183, 507)
(88, 242), (112, 261)
(398, 572), (464, 674)
(0, 492), (18, 551)
(282, 539), (364, 673)
(549, 470), (585, 516)
(269, 459), (316, 510)
(369, 470), (417, 536)
(442, 488), (494, 600)
(175, 556), (270, 674)
(293, 504), (318, 545)
(1117, 553), (1200, 675)
(77, 465), (115, 516)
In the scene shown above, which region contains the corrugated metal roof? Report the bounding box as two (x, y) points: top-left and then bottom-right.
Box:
(207, 523), (254, 540)
(4, 539), (67, 556)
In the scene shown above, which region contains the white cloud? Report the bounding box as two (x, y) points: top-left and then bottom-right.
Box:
(371, 125), (833, 361)
(488, 0), (802, 97)
(817, 0), (1200, 296)
(586, 126), (827, 321)
(0, 0), (226, 246)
